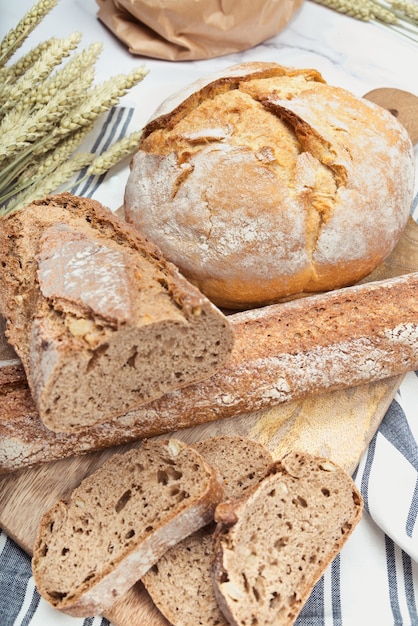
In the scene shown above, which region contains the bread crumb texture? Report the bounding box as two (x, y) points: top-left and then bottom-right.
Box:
(212, 451), (363, 626)
(142, 436), (273, 626)
(125, 62), (415, 309)
(0, 193), (233, 432)
(31, 439), (224, 617)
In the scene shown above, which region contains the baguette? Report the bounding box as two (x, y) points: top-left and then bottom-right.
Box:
(211, 451), (363, 626)
(2, 271), (418, 472)
(32, 438), (224, 617)
(0, 193), (233, 433)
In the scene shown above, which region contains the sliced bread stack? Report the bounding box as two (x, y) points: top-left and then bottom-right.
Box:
(32, 438), (363, 625)
(142, 442), (363, 626)
(142, 435), (274, 626)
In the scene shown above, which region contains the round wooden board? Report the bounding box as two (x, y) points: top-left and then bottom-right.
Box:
(364, 87), (418, 145)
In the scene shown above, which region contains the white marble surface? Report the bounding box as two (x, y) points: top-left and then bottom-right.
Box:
(2, 2), (418, 626)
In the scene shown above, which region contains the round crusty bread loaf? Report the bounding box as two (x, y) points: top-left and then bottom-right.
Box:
(124, 62), (415, 310)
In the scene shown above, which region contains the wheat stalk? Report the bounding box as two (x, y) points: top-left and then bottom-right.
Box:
(0, 38), (55, 95)
(0, 0), (58, 67)
(66, 131), (144, 193)
(15, 43), (100, 113)
(51, 67), (148, 142)
(312, 0), (371, 18)
(0, 2), (149, 216)
(0, 126), (94, 206)
(88, 131), (143, 175)
(0, 33), (82, 116)
(311, 0), (418, 39)
(2, 153), (95, 216)
(390, 0), (418, 19)
(0, 86), (84, 166)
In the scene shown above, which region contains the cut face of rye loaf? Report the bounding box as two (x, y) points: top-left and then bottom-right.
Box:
(142, 436), (273, 626)
(212, 451), (363, 626)
(31, 438), (225, 617)
(0, 193), (233, 433)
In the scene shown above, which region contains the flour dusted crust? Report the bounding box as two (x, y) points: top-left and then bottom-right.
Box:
(3, 271), (418, 473)
(125, 62), (415, 309)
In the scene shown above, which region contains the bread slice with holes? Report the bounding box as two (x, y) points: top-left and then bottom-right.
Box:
(31, 438), (225, 617)
(142, 436), (273, 626)
(212, 451), (363, 626)
(0, 193), (233, 433)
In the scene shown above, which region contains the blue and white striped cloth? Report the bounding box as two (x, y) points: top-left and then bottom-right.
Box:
(2, 108), (418, 625)
(69, 105), (136, 201)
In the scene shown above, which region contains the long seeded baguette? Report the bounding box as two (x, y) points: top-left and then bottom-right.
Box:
(0, 193), (233, 433)
(211, 451), (363, 626)
(31, 438), (225, 617)
(1, 271), (418, 472)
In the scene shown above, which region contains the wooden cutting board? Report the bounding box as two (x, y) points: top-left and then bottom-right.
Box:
(1, 88), (418, 626)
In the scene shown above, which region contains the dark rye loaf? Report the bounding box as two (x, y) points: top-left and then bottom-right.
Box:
(212, 451), (363, 626)
(0, 193), (233, 433)
(32, 438), (225, 617)
(142, 436), (273, 626)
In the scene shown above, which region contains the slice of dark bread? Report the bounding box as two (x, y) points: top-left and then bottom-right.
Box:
(142, 436), (273, 625)
(0, 193), (233, 433)
(212, 451), (363, 626)
(31, 438), (224, 617)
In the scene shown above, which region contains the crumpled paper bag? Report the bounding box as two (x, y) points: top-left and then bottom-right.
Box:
(96, 0), (304, 61)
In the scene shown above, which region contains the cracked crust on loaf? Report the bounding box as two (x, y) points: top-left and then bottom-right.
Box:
(124, 62), (415, 309)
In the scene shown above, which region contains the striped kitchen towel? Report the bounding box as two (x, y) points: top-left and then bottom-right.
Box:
(69, 105), (135, 202)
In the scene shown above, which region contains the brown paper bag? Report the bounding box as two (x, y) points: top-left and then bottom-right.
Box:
(96, 0), (304, 61)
